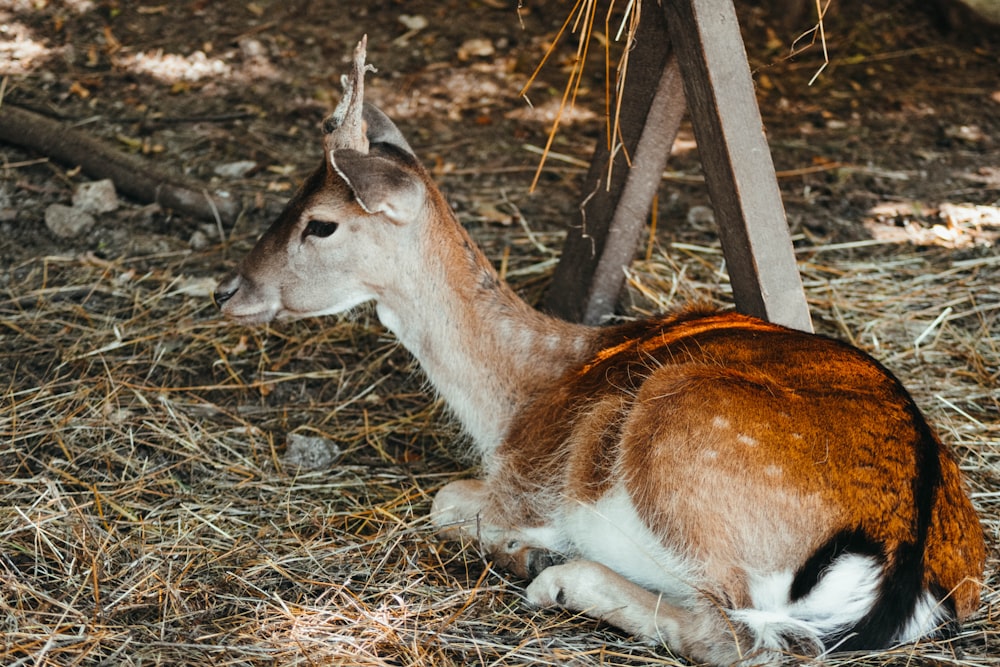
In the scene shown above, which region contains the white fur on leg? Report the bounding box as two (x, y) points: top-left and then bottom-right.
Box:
(561, 484), (699, 600)
(893, 591), (948, 645)
(526, 560), (682, 647)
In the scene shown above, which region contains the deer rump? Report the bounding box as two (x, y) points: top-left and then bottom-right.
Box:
(482, 306), (982, 659)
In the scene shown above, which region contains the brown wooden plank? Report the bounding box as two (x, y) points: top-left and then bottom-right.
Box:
(663, 0), (813, 332)
(543, 1), (684, 324)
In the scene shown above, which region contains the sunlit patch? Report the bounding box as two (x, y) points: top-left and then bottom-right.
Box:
(0, 20), (50, 75)
(863, 201), (1000, 249)
(504, 97), (598, 125)
(114, 49), (232, 83)
(376, 65), (507, 122)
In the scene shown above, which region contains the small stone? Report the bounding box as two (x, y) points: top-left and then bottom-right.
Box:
(282, 433), (342, 471)
(214, 160), (257, 178)
(687, 205), (715, 227)
(398, 14), (428, 32)
(72, 179), (119, 214)
(189, 229), (210, 250)
(944, 124), (989, 147)
(45, 203), (95, 238)
(458, 38), (495, 61)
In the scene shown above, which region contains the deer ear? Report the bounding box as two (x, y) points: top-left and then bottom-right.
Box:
(362, 103), (415, 157)
(330, 149), (425, 224)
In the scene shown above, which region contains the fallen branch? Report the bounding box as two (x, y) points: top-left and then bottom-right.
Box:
(0, 102), (241, 224)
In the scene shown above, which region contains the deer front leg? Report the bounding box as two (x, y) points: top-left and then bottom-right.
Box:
(430, 479), (563, 578)
(526, 560), (680, 641)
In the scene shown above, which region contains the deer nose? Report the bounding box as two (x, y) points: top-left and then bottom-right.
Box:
(213, 275), (240, 308)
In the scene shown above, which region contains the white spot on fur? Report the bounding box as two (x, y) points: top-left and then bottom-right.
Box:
(764, 464), (783, 478)
(543, 333), (563, 352)
(711, 415), (730, 430)
(736, 433), (758, 447)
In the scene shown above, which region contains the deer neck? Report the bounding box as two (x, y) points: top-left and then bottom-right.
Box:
(374, 205), (593, 460)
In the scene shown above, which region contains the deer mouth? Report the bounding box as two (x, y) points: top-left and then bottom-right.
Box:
(218, 304), (281, 326)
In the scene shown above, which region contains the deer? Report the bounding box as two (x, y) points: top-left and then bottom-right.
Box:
(214, 37), (985, 665)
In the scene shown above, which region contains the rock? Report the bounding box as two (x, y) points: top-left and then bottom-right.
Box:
(45, 203), (95, 238)
(189, 229), (210, 250)
(191, 223), (222, 249)
(458, 38), (495, 61)
(934, 0), (1000, 39)
(687, 205), (715, 227)
(950, 0), (1000, 24)
(213, 160), (257, 179)
(72, 179), (119, 214)
(944, 124), (990, 147)
(282, 433), (342, 471)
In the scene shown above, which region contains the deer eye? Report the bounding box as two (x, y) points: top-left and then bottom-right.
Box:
(303, 219), (339, 239)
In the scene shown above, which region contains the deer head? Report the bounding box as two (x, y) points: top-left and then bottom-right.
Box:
(214, 37), (428, 324)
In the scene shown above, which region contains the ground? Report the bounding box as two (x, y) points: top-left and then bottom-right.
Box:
(0, 1), (998, 665)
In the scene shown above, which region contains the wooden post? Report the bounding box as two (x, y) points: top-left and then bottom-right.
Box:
(543, 0), (686, 325)
(543, 0), (813, 333)
(664, 0), (812, 331)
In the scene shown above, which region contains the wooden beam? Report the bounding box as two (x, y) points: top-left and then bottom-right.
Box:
(663, 0), (812, 331)
(543, 1), (685, 325)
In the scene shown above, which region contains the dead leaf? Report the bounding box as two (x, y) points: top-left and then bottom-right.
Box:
(474, 202), (513, 225)
(116, 134), (143, 151)
(68, 81), (90, 98)
(103, 25), (121, 54)
(224, 335), (249, 356)
(458, 38), (495, 61)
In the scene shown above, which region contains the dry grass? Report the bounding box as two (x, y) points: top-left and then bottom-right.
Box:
(1, 218), (998, 666)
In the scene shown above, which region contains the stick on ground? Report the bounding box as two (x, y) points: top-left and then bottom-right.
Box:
(0, 102), (241, 224)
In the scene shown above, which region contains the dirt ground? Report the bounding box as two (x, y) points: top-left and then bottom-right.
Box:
(1, 0), (997, 264)
(1, 1), (998, 665)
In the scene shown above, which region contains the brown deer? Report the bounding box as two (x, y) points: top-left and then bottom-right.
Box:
(215, 38), (985, 665)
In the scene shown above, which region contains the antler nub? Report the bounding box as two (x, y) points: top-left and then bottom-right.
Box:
(324, 35), (375, 154)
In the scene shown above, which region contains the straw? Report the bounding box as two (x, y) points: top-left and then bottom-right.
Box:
(2, 216), (996, 666)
